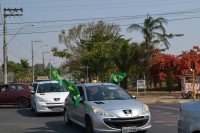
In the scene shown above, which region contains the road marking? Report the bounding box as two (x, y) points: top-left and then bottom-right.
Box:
(164, 124), (177, 127)
(153, 110), (161, 112)
(150, 105), (179, 111)
(163, 112), (174, 115)
(153, 120), (166, 123)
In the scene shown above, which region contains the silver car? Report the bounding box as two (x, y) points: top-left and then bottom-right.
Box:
(64, 83), (151, 133)
(178, 101), (200, 133)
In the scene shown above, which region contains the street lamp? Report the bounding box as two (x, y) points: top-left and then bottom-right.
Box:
(49, 58), (55, 80)
(42, 51), (50, 71)
(3, 24), (35, 83)
(31, 41), (48, 83)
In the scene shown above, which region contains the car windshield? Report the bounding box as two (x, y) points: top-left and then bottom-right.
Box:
(37, 83), (67, 93)
(86, 84), (133, 101)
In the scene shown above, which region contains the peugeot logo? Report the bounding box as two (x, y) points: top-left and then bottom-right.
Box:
(54, 98), (60, 101)
(123, 110), (132, 115)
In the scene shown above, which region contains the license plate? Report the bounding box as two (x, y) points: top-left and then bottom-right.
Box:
(122, 127), (137, 133)
(52, 108), (63, 112)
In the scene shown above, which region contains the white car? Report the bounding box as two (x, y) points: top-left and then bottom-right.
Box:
(31, 80), (69, 115)
(178, 100), (200, 133)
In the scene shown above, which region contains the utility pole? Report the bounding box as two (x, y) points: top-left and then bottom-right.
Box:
(32, 40), (42, 83)
(86, 65), (89, 83)
(3, 8), (23, 84)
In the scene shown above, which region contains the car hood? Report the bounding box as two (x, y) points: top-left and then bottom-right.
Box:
(87, 99), (144, 117)
(36, 92), (69, 103)
(181, 100), (200, 112)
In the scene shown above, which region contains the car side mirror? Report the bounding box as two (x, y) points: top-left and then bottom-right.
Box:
(132, 95), (136, 99)
(31, 91), (35, 94)
(79, 96), (84, 103)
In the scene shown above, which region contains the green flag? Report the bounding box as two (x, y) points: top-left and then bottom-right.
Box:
(50, 65), (62, 86)
(62, 79), (80, 108)
(110, 72), (126, 83)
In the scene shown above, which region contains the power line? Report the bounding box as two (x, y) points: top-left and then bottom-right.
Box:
(1, 14), (200, 36)
(2, 7), (200, 26)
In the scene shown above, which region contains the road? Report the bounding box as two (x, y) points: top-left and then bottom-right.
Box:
(0, 103), (180, 133)
(148, 103), (179, 133)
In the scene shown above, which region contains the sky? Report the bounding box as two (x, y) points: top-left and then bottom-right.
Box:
(0, 0), (200, 67)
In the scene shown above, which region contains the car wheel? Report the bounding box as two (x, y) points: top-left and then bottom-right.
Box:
(31, 103), (34, 111)
(34, 104), (39, 116)
(64, 109), (72, 126)
(85, 116), (94, 133)
(182, 93), (190, 99)
(196, 94), (200, 99)
(18, 98), (29, 108)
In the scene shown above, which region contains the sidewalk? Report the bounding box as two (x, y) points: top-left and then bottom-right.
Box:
(128, 91), (199, 104)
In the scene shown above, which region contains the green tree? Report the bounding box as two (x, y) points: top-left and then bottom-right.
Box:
(53, 21), (121, 82)
(7, 59), (30, 83)
(127, 15), (183, 89)
(112, 38), (141, 89)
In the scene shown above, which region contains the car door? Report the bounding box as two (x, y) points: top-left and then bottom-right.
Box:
(9, 84), (25, 104)
(69, 85), (86, 125)
(31, 83), (38, 108)
(0, 85), (8, 104)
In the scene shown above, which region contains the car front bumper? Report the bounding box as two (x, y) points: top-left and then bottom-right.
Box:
(36, 102), (64, 113)
(91, 113), (151, 133)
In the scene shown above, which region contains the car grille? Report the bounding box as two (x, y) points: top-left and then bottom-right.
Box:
(46, 103), (63, 104)
(47, 106), (64, 111)
(103, 116), (149, 129)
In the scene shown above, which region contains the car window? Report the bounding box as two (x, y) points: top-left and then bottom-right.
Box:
(37, 83), (67, 93)
(28, 85), (34, 91)
(86, 85), (132, 101)
(10, 85), (24, 92)
(17, 85), (25, 92)
(0, 85), (7, 92)
(10, 85), (17, 91)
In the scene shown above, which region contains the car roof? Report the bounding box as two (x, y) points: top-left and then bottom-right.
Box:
(79, 83), (116, 87)
(34, 79), (50, 82)
(0, 83), (28, 85)
(33, 80), (59, 84)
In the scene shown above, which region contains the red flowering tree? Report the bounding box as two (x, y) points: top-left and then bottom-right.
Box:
(148, 51), (189, 92)
(148, 46), (200, 92)
(179, 46), (200, 75)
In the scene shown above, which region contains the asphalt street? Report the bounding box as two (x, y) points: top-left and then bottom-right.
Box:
(0, 103), (180, 133)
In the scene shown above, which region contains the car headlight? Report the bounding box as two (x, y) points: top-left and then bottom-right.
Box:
(141, 104), (150, 115)
(92, 107), (114, 117)
(36, 97), (47, 103)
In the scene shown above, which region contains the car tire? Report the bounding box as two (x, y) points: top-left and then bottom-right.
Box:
(85, 116), (94, 133)
(182, 91), (192, 99)
(182, 94), (190, 99)
(64, 109), (72, 126)
(34, 104), (39, 116)
(196, 94), (200, 99)
(18, 98), (29, 108)
(31, 103), (34, 111)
